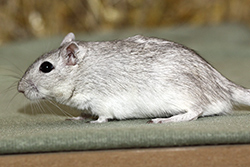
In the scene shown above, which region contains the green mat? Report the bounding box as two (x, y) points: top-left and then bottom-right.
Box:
(1, 24), (250, 154)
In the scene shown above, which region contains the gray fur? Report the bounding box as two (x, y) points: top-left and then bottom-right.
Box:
(18, 33), (250, 123)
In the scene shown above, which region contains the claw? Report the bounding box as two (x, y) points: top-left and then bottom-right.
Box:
(65, 116), (85, 121)
(147, 120), (154, 124)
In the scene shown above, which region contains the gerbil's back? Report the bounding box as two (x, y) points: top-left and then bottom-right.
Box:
(79, 35), (232, 100)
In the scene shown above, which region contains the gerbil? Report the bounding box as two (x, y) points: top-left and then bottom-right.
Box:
(17, 33), (250, 123)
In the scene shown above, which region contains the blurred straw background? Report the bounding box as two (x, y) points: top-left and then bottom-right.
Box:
(0, 0), (250, 45)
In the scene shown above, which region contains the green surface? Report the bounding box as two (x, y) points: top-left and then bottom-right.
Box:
(1, 24), (250, 154)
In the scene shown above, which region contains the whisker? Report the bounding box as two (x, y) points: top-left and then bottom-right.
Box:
(29, 101), (35, 115)
(0, 81), (19, 95)
(35, 101), (43, 115)
(42, 101), (58, 115)
(35, 100), (43, 114)
(37, 101), (54, 121)
(6, 91), (20, 109)
(0, 57), (24, 76)
(41, 101), (56, 116)
(0, 74), (20, 80)
(45, 99), (80, 124)
(0, 88), (20, 114)
(41, 101), (66, 121)
(31, 101), (38, 115)
(46, 99), (74, 118)
(32, 101), (38, 115)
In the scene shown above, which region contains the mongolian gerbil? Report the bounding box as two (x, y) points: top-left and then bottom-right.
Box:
(17, 33), (250, 123)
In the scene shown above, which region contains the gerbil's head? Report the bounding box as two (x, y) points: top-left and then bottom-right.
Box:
(18, 33), (84, 102)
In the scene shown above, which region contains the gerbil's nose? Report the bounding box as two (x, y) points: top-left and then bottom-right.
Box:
(17, 80), (25, 94)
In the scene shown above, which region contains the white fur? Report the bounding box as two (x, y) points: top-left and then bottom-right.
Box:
(18, 33), (250, 124)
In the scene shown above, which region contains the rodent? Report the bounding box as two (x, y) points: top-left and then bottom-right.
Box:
(17, 33), (250, 123)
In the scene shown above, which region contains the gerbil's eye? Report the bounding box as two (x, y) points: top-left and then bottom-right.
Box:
(39, 61), (54, 73)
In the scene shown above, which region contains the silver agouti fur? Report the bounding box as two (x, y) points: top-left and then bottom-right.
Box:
(18, 33), (250, 123)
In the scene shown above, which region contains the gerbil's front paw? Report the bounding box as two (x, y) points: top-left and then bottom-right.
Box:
(148, 118), (172, 124)
(65, 113), (93, 121)
(65, 116), (85, 121)
(90, 116), (108, 123)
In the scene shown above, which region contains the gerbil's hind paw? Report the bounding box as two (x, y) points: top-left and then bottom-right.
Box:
(150, 112), (200, 124)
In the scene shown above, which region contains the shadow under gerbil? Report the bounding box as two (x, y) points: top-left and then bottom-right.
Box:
(233, 105), (250, 111)
(17, 100), (86, 117)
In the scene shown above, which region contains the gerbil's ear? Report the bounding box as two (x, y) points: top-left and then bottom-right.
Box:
(65, 42), (79, 66)
(60, 32), (75, 46)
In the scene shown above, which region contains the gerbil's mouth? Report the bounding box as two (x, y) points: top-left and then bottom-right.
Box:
(18, 89), (25, 94)
(23, 90), (45, 100)
(18, 79), (44, 100)
(18, 86), (44, 100)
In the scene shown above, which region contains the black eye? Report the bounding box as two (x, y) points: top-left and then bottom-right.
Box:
(39, 61), (54, 73)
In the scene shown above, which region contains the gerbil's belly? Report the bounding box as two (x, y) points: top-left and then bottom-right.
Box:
(90, 94), (189, 119)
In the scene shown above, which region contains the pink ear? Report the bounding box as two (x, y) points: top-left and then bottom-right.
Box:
(60, 33), (75, 46)
(66, 43), (79, 65)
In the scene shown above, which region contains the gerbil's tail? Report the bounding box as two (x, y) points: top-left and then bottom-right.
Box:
(231, 85), (250, 106)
